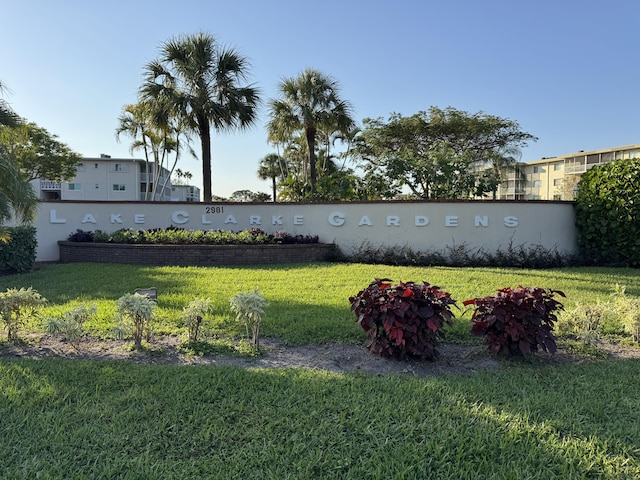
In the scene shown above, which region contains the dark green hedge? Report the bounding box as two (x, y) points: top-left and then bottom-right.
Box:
(0, 225), (37, 274)
(575, 158), (640, 266)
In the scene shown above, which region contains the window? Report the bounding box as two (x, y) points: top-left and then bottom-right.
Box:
(112, 184), (126, 191)
(553, 178), (562, 186)
(533, 166), (543, 173)
(68, 183), (81, 191)
(554, 163), (563, 171)
(533, 180), (542, 188)
(111, 163), (128, 173)
(553, 194), (562, 200)
(76, 164), (86, 172)
(95, 184), (100, 189)
(94, 163), (99, 169)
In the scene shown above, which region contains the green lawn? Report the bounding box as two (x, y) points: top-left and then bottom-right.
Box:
(1, 263), (640, 478)
(2, 262), (640, 344)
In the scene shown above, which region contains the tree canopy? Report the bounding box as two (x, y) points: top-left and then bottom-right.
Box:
(0, 121), (82, 182)
(139, 32), (260, 202)
(350, 107), (537, 199)
(267, 68), (355, 198)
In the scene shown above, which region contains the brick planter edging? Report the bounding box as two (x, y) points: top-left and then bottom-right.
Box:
(58, 241), (337, 266)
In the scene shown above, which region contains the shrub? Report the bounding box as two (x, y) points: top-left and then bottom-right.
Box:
(180, 297), (212, 343)
(345, 239), (573, 268)
(0, 287), (47, 342)
(67, 229), (94, 242)
(464, 287), (565, 356)
(45, 304), (96, 346)
(0, 226), (37, 274)
(69, 227), (320, 246)
(611, 285), (640, 343)
(556, 303), (612, 345)
(575, 158), (640, 266)
(349, 278), (456, 360)
(114, 293), (155, 349)
(230, 290), (267, 351)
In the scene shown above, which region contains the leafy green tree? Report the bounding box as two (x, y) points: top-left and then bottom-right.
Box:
(229, 190), (270, 202)
(575, 158), (640, 266)
(351, 108), (536, 199)
(257, 153), (287, 202)
(0, 121), (82, 182)
(267, 68), (355, 197)
(140, 32), (260, 202)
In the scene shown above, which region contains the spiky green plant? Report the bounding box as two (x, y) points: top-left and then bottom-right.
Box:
(0, 287), (46, 342)
(180, 297), (212, 343)
(45, 304), (96, 347)
(114, 293), (155, 349)
(230, 290), (267, 351)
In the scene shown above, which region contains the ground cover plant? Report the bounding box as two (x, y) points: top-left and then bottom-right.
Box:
(1, 263), (640, 478)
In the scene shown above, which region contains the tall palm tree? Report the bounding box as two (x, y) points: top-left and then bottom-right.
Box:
(267, 68), (355, 197)
(139, 32), (260, 202)
(116, 100), (193, 201)
(257, 153), (287, 202)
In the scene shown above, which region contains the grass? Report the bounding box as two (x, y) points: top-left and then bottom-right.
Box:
(1, 358), (639, 478)
(2, 262), (640, 344)
(1, 262), (640, 478)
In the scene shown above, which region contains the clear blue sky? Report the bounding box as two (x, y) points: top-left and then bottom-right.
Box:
(2, 0), (639, 198)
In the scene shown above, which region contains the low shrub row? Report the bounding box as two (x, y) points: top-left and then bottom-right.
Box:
(67, 227), (319, 246)
(350, 279), (566, 360)
(346, 239), (579, 268)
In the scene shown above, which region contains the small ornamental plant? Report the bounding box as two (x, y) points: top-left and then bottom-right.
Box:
(349, 278), (457, 360)
(45, 304), (96, 347)
(181, 297), (212, 343)
(230, 290), (267, 351)
(0, 287), (47, 342)
(114, 293), (156, 349)
(464, 286), (565, 356)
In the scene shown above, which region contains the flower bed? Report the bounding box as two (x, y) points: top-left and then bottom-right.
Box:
(57, 241), (336, 266)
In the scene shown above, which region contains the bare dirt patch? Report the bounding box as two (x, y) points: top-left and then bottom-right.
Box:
(2, 335), (640, 377)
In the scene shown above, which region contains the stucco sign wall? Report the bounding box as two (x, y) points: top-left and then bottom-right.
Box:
(32, 201), (577, 262)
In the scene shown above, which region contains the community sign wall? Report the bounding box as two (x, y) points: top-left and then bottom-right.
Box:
(31, 200), (578, 262)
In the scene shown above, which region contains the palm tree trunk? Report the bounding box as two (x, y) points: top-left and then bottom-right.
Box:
(199, 115), (213, 202)
(306, 127), (317, 196)
(271, 177), (277, 203)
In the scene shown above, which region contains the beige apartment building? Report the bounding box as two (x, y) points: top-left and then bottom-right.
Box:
(33, 155), (200, 202)
(496, 144), (640, 201)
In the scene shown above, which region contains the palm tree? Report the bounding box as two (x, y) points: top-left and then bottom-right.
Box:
(139, 32), (260, 202)
(0, 83), (37, 231)
(116, 100), (194, 200)
(257, 153), (286, 202)
(267, 68), (355, 197)
(0, 81), (20, 128)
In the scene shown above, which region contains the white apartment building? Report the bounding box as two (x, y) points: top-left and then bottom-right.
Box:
(33, 155), (201, 202)
(496, 144), (640, 201)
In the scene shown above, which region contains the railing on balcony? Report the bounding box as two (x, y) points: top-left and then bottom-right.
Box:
(40, 180), (61, 190)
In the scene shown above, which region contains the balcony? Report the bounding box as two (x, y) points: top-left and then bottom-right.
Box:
(40, 180), (61, 190)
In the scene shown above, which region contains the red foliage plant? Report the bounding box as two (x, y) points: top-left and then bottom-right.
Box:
(349, 278), (457, 360)
(464, 286), (565, 356)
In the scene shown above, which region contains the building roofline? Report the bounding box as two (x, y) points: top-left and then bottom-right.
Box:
(527, 144), (640, 165)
